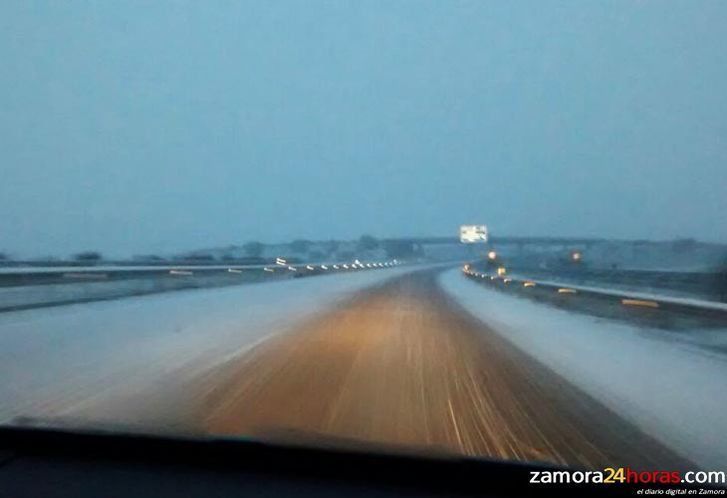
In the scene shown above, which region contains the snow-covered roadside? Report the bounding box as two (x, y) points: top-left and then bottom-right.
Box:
(0, 267), (413, 424)
(439, 268), (727, 469)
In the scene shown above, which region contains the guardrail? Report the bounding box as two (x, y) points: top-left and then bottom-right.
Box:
(0, 260), (403, 313)
(0, 261), (401, 286)
(461, 265), (727, 330)
(506, 267), (726, 302)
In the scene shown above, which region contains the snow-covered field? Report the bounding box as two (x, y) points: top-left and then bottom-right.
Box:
(440, 268), (727, 469)
(0, 268), (410, 425)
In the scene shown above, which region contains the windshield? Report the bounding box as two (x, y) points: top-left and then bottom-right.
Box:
(1, 0), (726, 485)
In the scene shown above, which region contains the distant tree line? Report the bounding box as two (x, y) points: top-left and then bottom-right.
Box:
(243, 241), (264, 258)
(73, 251), (102, 262)
(357, 235), (379, 251)
(290, 239), (312, 254)
(715, 254), (727, 303)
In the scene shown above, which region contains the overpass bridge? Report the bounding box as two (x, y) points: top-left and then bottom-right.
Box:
(382, 235), (607, 251)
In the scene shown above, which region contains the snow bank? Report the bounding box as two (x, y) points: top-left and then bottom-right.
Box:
(439, 268), (727, 468)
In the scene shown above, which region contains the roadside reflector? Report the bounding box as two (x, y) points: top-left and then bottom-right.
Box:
(621, 299), (659, 308)
(169, 270), (193, 276)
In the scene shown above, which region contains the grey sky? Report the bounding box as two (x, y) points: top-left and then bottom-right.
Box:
(2, 1), (726, 257)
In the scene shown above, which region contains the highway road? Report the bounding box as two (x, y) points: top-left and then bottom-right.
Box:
(0, 267), (692, 470)
(199, 269), (688, 469)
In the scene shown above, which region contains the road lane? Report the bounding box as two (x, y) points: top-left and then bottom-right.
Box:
(202, 269), (690, 470)
(0, 266), (691, 470)
(0, 268), (411, 424)
(441, 268), (727, 469)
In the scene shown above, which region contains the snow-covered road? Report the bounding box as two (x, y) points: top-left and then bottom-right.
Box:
(0, 268), (410, 425)
(439, 268), (727, 468)
(1, 265), (723, 470)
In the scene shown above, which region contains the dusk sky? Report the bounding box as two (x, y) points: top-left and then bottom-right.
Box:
(2, 1), (726, 257)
